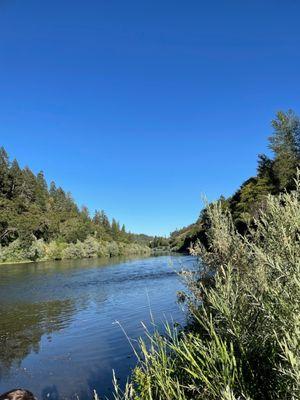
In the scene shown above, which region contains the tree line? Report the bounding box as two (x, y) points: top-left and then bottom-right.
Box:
(0, 149), (152, 262)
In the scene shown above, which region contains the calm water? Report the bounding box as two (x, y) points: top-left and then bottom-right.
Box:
(0, 255), (195, 400)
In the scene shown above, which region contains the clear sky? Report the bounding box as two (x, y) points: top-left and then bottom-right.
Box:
(0, 0), (300, 236)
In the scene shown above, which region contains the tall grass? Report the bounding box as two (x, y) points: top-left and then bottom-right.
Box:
(111, 175), (300, 400)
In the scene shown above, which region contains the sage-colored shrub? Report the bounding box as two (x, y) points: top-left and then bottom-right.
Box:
(62, 240), (85, 259)
(112, 176), (300, 400)
(0, 239), (27, 262)
(27, 238), (47, 261)
(107, 241), (120, 257)
(83, 236), (100, 258)
(45, 241), (66, 260)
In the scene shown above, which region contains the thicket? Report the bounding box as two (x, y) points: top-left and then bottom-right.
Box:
(111, 173), (300, 400)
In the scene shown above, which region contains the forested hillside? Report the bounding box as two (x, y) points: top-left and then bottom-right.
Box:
(170, 110), (300, 251)
(0, 150), (152, 263)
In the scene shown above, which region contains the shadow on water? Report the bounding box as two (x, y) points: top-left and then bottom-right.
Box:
(0, 255), (196, 400)
(0, 299), (77, 379)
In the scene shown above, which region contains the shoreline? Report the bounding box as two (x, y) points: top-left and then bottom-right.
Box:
(0, 252), (153, 267)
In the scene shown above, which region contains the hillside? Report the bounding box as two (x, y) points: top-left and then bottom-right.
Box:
(170, 110), (300, 252)
(0, 149), (152, 263)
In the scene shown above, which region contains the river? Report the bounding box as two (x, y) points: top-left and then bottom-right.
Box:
(0, 254), (196, 400)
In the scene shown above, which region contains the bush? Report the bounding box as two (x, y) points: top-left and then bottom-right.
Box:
(112, 176), (300, 400)
(106, 241), (120, 257)
(45, 240), (66, 260)
(26, 238), (47, 261)
(83, 235), (100, 258)
(0, 239), (27, 262)
(62, 240), (85, 259)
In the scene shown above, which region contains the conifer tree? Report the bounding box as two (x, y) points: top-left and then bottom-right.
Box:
(8, 159), (23, 199)
(0, 147), (10, 196)
(269, 110), (300, 189)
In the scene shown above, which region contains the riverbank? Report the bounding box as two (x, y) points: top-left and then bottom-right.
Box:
(112, 184), (300, 399)
(0, 236), (151, 265)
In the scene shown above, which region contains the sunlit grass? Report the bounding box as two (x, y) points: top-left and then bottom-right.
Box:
(105, 174), (300, 400)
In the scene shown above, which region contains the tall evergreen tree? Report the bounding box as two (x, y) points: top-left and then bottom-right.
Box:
(8, 159), (23, 199)
(100, 210), (111, 231)
(21, 167), (37, 203)
(111, 218), (120, 240)
(49, 181), (57, 197)
(269, 110), (300, 189)
(0, 147), (10, 196)
(93, 210), (102, 225)
(36, 171), (48, 209)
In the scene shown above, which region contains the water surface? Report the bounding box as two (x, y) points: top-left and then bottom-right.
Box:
(0, 255), (195, 399)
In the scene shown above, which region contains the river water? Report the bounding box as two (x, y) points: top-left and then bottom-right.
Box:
(0, 254), (196, 399)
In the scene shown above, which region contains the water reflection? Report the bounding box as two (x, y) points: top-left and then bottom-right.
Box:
(0, 300), (76, 378)
(0, 255), (195, 399)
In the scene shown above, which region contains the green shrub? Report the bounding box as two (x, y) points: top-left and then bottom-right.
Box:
(62, 240), (85, 259)
(45, 240), (66, 260)
(0, 239), (27, 262)
(112, 176), (300, 400)
(107, 241), (120, 257)
(83, 235), (100, 258)
(0, 236), (150, 263)
(27, 238), (47, 261)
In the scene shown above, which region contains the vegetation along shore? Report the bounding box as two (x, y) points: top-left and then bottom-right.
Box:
(110, 111), (300, 399)
(0, 150), (154, 264)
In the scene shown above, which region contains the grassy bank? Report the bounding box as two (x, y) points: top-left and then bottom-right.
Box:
(111, 177), (300, 399)
(0, 236), (151, 265)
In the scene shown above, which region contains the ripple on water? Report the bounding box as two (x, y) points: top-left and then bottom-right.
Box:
(0, 255), (196, 400)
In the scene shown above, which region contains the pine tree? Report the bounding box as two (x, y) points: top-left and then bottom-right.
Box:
(0, 147), (10, 196)
(8, 159), (23, 199)
(21, 167), (37, 203)
(93, 210), (102, 225)
(36, 171), (48, 209)
(101, 210), (111, 231)
(49, 181), (57, 197)
(81, 205), (90, 221)
(111, 218), (120, 240)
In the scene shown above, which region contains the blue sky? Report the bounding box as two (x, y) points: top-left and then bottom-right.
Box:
(0, 0), (300, 236)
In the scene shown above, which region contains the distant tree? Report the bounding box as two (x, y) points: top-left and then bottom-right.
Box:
(269, 110), (300, 189)
(36, 171), (48, 209)
(81, 205), (90, 220)
(257, 154), (275, 181)
(49, 181), (57, 197)
(101, 210), (111, 231)
(8, 159), (23, 199)
(21, 167), (37, 204)
(111, 218), (120, 240)
(0, 147), (10, 196)
(93, 210), (102, 225)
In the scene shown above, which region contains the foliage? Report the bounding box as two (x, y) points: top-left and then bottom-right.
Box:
(170, 110), (300, 252)
(111, 177), (300, 400)
(0, 148), (154, 263)
(269, 110), (300, 190)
